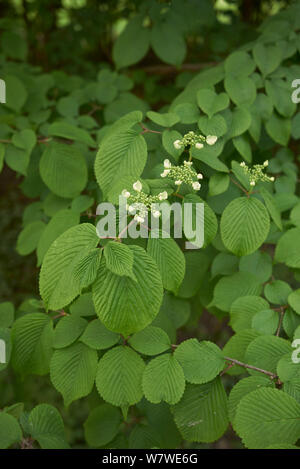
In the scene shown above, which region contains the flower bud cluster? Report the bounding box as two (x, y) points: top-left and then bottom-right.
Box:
(122, 181), (168, 224)
(240, 160), (275, 187)
(173, 131), (217, 150)
(161, 159), (203, 191)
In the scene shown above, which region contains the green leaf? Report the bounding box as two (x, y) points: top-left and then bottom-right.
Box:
(252, 309), (278, 335)
(264, 280), (292, 305)
(183, 194), (218, 248)
(235, 388), (300, 448)
(173, 103), (200, 124)
(0, 413), (22, 449)
(142, 354), (185, 405)
(162, 129), (184, 160)
(113, 16), (150, 69)
(178, 251), (210, 299)
(198, 114), (227, 137)
(245, 335), (292, 375)
(50, 342), (98, 406)
(16, 221), (46, 256)
(84, 404), (121, 447)
(228, 376), (275, 425)
(96, 345), (145, 407)
(93, 245), (163, 336)
(225, 51), (256, 77)
(228, 107), (252, 138)
(212, 271), (262, 312)
(232, 135), (252, 163)
(224, 75), (256, 106)
(220, 197), (270, 256)
(230, 296), (269, 332)
(1, 31), (27, 60)
(128, 326), (171, 356)
(151, 22), (186, 66)
(48, 122), (95, 146)
(4, 75), (27, 112)
(265, 114), (290, 146)
(53, 315), (87, 349)
(37, 209), (80, 266)
(172, 378), (228, 443)
(95, 124), (147, 198)
(147, 234), (185, 294)
(253, 43), (282, 77)
(275, 227), (300, 268)
(222, 329), (261, 375)
(146, 111), (179, 127)
(73, 248), (102, 290)
(208, 173), (230, 197)
(196, 89), (229, 118)
(211, 252), (239, 278)
(28, 404), (69, 449)
(12, 129), (36, 154)
(239, 251), (272, 283)
(5, 144), (30, 175)
(80, 319), (120, 350)
(288, 290), (300, 315)
(40, 142), (88, 198)
(71, 195), (94, 213)
(39, 224), (99, 311)
(265, 79), (296, 118)
(0, 302), (14, 328)
(174, 339), (225, 384)
(260, 186), (282, 230)
(11, 313), (53, 376)
(104, 241), (135, 280)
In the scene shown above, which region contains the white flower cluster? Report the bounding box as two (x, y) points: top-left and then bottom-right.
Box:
(240, 160), (275, 187)
(122, 181), (168, 224)
(161, 159), (203, 191)
(173, 131), (218, 150)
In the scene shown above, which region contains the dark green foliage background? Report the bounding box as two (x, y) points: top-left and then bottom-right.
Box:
(1, 0), (300, 450)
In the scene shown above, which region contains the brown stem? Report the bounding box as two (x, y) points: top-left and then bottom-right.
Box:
(230, 175), (249, 196)
(140, 123), (162, 135)
(223, 356), (277, 379)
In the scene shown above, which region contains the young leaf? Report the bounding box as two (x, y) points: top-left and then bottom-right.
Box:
(28, 404), (69, 449)
(172, 378), (228, 443)
(221, 197), (270, 256)
(235, 388), (300, 448)
(50, 342), (98, 406)
(128, 326), (171, 356)
(96, 345), (145, 407)
(93, 245), (163, 336)
(142, 354), (185, 405)
(174, 339), (225, 384)
(147, 234), (185, 294)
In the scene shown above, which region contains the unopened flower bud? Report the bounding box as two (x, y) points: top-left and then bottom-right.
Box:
(133, 180), (142, 192)
(161, 169), (170, 178)
(206, 135), (218, 145)
(122, 189), (130, 198)
(158, 191), (168, 201)
(173, 140), (182, 150)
